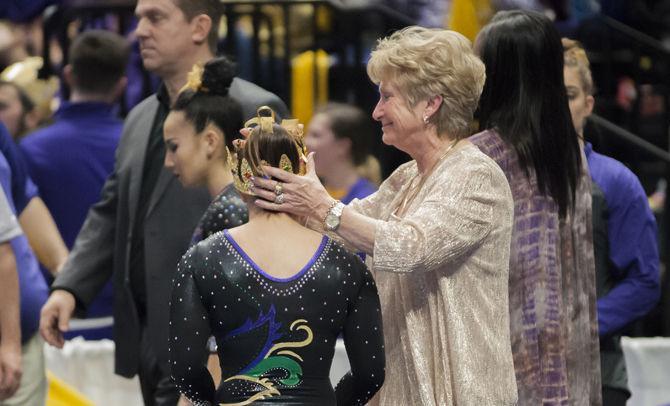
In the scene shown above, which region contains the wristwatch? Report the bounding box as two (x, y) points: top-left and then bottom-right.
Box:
(324, 200), (345, 231)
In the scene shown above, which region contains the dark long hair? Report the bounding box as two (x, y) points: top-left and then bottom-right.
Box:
(173, 57), (243, 152)
(477, 10), (581, 218)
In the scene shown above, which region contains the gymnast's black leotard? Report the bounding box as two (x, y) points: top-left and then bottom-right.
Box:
(169, 230), (385, 405)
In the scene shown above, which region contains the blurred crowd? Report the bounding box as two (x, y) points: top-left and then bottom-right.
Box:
(0, 0), (668, 405)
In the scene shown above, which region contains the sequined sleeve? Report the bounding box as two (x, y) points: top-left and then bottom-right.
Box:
(335, 266), (385, 405)
(372, 158), (508, 274)
(191, 185), (249, 246)
(322, 163), (412, 249)
(169, 245), (216, 405)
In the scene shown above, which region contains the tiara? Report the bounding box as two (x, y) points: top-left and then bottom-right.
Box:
(228, 106), (307, 195)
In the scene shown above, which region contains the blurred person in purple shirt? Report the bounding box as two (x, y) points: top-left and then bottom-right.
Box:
(0, 143), (49, 405)
(20, 30), (130, 340)
(0, 185), (22, 402)
(0, 0), (59, 23)
(563, 37), (660, 406)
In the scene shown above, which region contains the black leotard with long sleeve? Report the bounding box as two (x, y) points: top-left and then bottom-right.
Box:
(169, 230), (385, 405)
(190, 184), (248, 246)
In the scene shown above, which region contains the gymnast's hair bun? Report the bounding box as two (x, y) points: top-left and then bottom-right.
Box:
(201, 56), (235, 97)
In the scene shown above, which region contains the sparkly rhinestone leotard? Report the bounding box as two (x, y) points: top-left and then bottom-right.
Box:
(169, 230), (385, 405)
(190, 184), (248, 246)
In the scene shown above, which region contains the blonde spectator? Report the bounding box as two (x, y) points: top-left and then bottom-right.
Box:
(563, 37), (660, 406)
(1, 57), (59, 138)
(0, 81), (38, 139)
(306, 102), (380, 204)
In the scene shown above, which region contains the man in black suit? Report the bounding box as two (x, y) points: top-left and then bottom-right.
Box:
(38, 1), (288, 404)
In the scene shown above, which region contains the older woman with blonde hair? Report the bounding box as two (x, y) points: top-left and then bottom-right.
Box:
(252, 26), (518, 405)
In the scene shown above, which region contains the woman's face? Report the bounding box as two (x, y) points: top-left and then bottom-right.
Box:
(372, 81), (425, 153)
(564, 66), (594, 136)
(0, 83), (30, 138)
(305, 113), (350, 176)
(163, 111), (211, 188)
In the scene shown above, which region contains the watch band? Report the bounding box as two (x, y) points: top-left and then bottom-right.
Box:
(323, 200), (339, 225)
(331, 201), (345, 217)
(324, 200), (345, 231)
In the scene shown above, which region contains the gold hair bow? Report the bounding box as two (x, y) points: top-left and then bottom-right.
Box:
(180, 63), (207, 93)
(244, 105), (275, 134)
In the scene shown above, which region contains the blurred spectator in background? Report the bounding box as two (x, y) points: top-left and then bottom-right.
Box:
(0, 81), (38, 139)
(0, 0), (60, 23)
(0, 22), (29, 71)
(0, 123), (67, 277)
(20, 30), (130, 341)
(563, 37), (660, 406)
(0, 56), (59, 139)
(0, 186), (22, 402)
(0, 123), (49, 406)
(305, 102), (379, 204)
(39, 0), (288, 404)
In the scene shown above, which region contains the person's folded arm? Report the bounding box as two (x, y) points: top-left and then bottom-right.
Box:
(254, 156), (503, 273)
(255, 155), (409, 255)
(339, 163), (501, 274)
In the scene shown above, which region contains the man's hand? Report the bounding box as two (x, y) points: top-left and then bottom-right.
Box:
(39, 290), (75, 348)
(0, 344), (21, 400)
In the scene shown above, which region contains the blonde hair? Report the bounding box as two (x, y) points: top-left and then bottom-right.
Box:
(562, 38), (594, 95)
(367, 26), (486, 139)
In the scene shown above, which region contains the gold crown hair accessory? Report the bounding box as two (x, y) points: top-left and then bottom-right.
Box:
(244, 105), (275, 134)
(227, 146), (254, 195)
(279, 154), (293, 172)
(229, 106), (308, 195)
(179, 63), (208, 93)
(281, 118), (308, 159)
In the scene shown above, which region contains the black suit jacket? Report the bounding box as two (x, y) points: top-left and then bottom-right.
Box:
(53, 78), (289, 377)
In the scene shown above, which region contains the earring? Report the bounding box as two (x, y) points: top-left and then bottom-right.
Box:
(423, 115), (429, 124)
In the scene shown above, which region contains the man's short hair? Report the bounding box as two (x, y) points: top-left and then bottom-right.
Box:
(173, 0), (222, 53)
(69, 30), (130, 95)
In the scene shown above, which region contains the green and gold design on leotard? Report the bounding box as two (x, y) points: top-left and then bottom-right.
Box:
(219, 307), (313, 405)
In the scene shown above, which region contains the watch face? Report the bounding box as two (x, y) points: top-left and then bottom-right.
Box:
(325, 213), (339, 230)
